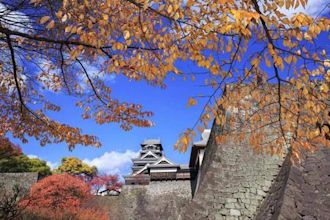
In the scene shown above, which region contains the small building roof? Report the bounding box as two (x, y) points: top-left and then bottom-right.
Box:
(192, 129), (211, 147)
(189, 129), (211, 167)
(99, 188), (121, 193)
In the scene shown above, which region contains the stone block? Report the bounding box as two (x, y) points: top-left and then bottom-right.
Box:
(230, 209), (241, 216)
(219, 208), (229, 215)
(245, 204), (257, 212)
(257, 189), (267, 197)
(240, 198), (250, 204)
(214, 213), (225, 220)
(225, 203), (236, 209)
(233, 193), (245, 199)
(226, 198), (237, 203)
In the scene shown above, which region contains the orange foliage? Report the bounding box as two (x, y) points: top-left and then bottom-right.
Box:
(21, 174), (108, 219)
(0, 0), (329, 156)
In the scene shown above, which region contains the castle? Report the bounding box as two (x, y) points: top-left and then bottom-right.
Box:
(124, 139), (192, 185)
(1, 95), (329, 219)
(105, 121), (330, 220)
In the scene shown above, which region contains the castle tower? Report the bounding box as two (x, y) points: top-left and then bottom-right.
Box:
(124, 139), (191, 185)
(131, 139), (163, 174)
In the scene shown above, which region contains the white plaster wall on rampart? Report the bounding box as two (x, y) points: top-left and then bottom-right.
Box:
(149, 168), (178, 173)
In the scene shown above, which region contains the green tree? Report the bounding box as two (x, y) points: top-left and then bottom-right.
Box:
(56, 157), (97, 178)
(27, 158), (52, 176)
(0, 155), (51, 176)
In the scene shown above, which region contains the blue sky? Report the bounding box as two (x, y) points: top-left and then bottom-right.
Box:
(10, 69), (212, 176)
(6, 0), (330, 177)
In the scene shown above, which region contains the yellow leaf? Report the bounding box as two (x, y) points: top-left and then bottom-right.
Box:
(251, 58), (260, 66)
(174, 12), (180, 20)
(226, 39), (232, 52)
(321, 49), (326, 56)
(320, 83), (329, 93)
(205, 60), (211, 68)
(182, 136), (189, 147)
(123, 30), (130, 40)
(62, 14), (68, 22)
(103, 14), (109, 21)
(186, 0), (194, 7)
(187, 97), (197, 106)
(322, 125), (329, 134)
(210, 79), (217, 88)
(324, 59), (330, 67)
(303, 87), (308, 95)
(167, 5), (173, 14)
(65, 25), (72, 33)
(304, 32), (312, 41)
(284, 55), (293, 64)
(46, 20), (55, 29)
(40, 16), (50, 24)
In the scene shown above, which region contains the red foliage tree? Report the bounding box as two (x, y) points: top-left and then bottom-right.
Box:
(22, 173), (89, 212)
(21, 173), (108, 219)
(89, 174), (122, 194)
(0, 137), (22, 159)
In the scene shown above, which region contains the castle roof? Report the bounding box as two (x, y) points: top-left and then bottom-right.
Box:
(141, 139), (161, 146)
(192, 129), (211, 147)
(189, 129), (211, 167)
(125, 138), (192, 184)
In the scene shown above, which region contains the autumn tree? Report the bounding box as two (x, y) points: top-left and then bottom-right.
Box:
(0, 138), (51, 176)
(0, 0), (329, 157)
(0, 137), (22, 159)
(0, 184), (28, 220)
(89, 174), (122, 194)
(56, 157), (97, 178)
(21, 173), (108, 219)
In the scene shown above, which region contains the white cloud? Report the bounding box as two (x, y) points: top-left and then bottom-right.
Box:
(79, 60), (117, 86)
(27, 154), (38, 159)
(46, 161), (59, 170)
(279, 0), (330, 17)
(0, 3), (32, 33)
(83, 150), (139, 175)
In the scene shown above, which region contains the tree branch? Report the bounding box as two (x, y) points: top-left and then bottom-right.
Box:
(5, 33), (24, 113)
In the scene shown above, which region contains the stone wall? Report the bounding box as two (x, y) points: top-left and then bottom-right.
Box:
(255, 153), (292, 220)
(103, 123), (330, 220)
(182, 124), (287, 220)
(0, 172), (39, 193)
(103, 180), (192, 220)
(142, 180), (192, 197)
(277, 148), (330, 220)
